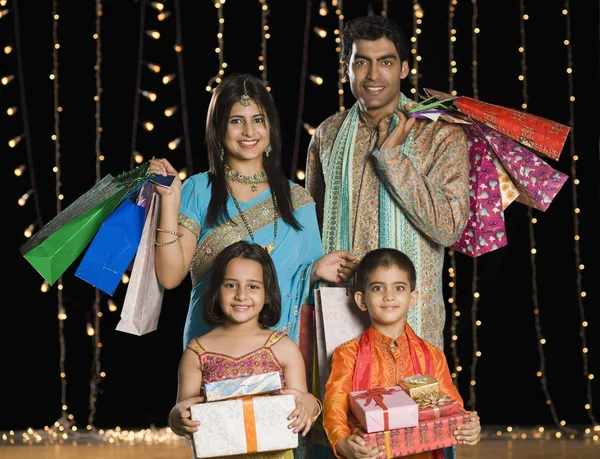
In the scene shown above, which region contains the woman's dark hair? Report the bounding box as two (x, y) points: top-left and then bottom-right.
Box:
(203, 241), (282, 328)
(341, 15), (410, 68)
(205, 73), (301, 230)
(356, 248), (417, 293)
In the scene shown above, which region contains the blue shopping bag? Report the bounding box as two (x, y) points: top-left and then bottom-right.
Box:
(75, 195), (146, 295)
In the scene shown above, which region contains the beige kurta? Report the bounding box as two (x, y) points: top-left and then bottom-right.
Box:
(306, 106), (470, 349)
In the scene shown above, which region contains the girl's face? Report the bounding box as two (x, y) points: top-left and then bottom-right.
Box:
(219, 257), (266, 325)
(222, 99), (270, 165)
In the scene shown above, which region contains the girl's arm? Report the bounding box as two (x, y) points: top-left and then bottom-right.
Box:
(169, 348), (204, 439)
(273, 336), (322, 436)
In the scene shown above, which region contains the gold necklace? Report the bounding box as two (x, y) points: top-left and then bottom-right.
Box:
(224, 164), (268, 192)
(225, 180), (278, 254)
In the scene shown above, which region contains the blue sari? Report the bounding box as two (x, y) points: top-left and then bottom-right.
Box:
(177, 172), (323, 349)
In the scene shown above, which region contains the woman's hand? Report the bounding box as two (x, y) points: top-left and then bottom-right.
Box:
(311, 251), (358, 285)
(147, 157), (182, 200)
(168, 395), (205, 439)
(279, 388), (320, 436)
(454, 411), (481, 445)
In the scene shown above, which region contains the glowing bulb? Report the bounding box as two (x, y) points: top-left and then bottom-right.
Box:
(168, 137), (182, 150)
(122, 273), (130, 284)
(150, 1), (164, 11)
(319, 1), (328, 16)
(162, 73), (177, 85)
(4, 45), (12, 54)
(1, 74), (15, 85)
(146, 30), (160, 40)
(309, 75), (324, 85)
(178, 168), (188, 181)
(164, 106), (178, 117)
(157, 11), (171, 21)
(145, 62), (161, 73)
(140, 90), (157, 102)
(143, 121), (154, 131)
(14, 164), (26, 176)
(41, 281), (49, 293)
(296, 170), (306, 181)
(86, 324), (95, 336)
(303, 123), (315, 136)
(108, 299), (118, 312)
(313, 27), (327, 38)
(9, 135), (23, 148)
(24, 223), (35, 238)
(413, 4), (424, 19)
(0, 8), (10, 18)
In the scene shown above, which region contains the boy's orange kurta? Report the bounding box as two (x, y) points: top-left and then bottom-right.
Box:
(323, 324), (463, 459)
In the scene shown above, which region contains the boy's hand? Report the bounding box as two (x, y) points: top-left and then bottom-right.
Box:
(454, 411), (481, 445)
(336, 435), (386, 459)
(281, 388), (319, 436)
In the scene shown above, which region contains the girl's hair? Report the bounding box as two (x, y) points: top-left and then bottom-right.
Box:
(203, 241), (282, 328)
(204, 72), (301, 231)
(356, 248), (417, 292)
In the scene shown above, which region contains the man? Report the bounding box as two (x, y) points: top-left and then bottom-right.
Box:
(306, 15), (469, 351)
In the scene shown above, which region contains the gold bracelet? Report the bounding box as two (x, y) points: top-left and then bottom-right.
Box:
(157, 228), (183, 237)
(155, 234), (183, 246)
(311, 397), (323, 422)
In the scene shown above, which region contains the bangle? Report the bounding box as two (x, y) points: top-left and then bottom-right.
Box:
(157, 228), (183, 237)
(311, 397), (323, 422)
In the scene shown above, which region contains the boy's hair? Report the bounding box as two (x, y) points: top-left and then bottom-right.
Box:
(203, 241), (282, 327)
(341, 15), (410, 68)
(356, 248), (417, 292)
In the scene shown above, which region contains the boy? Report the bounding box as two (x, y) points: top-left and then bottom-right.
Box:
(323, 248), (480, 459)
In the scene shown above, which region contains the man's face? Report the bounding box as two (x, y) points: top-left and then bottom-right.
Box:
(345, 38), (409, 120)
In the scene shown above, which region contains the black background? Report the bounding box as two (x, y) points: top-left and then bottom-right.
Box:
(2, 0), (599, 432)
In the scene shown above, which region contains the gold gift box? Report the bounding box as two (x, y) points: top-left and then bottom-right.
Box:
(398, 374), (440, 400)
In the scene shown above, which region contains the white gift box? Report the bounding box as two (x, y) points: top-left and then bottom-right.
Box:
(191, 394), (298, 458)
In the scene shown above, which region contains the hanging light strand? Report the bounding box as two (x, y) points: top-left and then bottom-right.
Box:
(333, 1), (344, 110)
(410, 2), (423, 99)
(173, 0), (193, 174)
(51, 0), (71, 430)
(518, 1), (574, 434)
(206, 1), (225, 92)
(381, 0), (388, 17)
(12, 0), (44, 228)
(258, 1), (270, 89)
(467, 0), (480, 412)
(447, 0), (460, 386)
(130, 0), (148, 168)
(563, 1), (597, 426)
(88, 0), (104, 430)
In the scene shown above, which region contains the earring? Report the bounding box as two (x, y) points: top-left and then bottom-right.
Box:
(264, 143), (272, 157)
(219, 144), (224, 160)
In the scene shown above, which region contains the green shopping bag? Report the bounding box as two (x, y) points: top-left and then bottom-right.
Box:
(22, 188), (130, 286)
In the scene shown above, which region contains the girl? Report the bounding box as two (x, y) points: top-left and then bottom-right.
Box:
(171, 241), (322, 459)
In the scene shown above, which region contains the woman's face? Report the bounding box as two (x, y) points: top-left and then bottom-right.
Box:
(222, 99), (270, 165)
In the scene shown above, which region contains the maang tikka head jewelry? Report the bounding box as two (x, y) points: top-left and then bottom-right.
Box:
(239, 80), (252, 107)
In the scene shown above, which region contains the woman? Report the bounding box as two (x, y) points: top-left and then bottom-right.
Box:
(148, 73), (356, 349)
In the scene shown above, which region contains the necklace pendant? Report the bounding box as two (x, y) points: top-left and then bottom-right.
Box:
(264, 242), (275, 254)
(251, 183), (258, 192)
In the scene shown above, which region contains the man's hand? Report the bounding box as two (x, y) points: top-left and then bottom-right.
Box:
(376, 106), (416, 150)
(335, 435), (386, 459)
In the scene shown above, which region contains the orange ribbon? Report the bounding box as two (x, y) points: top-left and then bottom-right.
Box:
(242, 396), (258, 453)
(355, 387), (399, 431)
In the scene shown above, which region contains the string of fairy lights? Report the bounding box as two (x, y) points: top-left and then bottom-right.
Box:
(562, 1), (596, 426)
(446, 0), (461, 387)
(333, 1), (345, 110)
(467, 0), (480, 413)
(517, 1), (575, 434)
(409, 2), (423, 100)
(258, 0), (270, 88)
(87, 0), (104, 430)
(206, 0), (226, 93)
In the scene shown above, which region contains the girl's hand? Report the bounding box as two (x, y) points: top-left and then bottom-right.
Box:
(147, 157), (182, 200)
(336, 435), (385, 459)
(168, 395), (205, 439)
(454, 411), (481, 445)
(311, 251), (358, 285)
(280, 388), (320, 436)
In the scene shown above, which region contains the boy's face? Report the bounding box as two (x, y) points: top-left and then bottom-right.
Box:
(354, 265), (418, 327)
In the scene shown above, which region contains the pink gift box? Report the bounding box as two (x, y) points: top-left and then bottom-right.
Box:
(350, 386), (419, 433)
